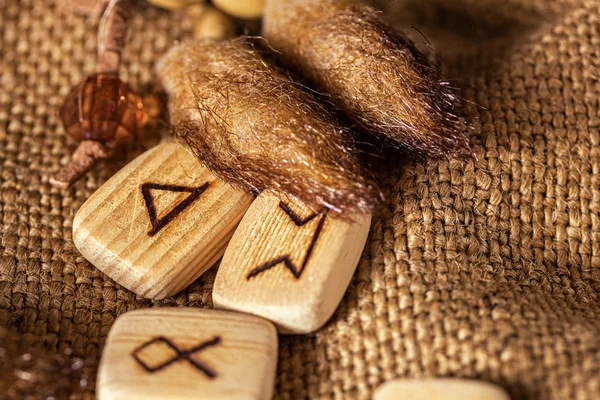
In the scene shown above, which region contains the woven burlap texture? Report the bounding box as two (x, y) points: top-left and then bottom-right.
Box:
(1, 0), (600, 398)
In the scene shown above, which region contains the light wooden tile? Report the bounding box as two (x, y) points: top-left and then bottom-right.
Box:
(374, 379), (511, 400)
(97, 308), (278, 400)
(73, 142), (252, 299)
(213, 192), (371, 333)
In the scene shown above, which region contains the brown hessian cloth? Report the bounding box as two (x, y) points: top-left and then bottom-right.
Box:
(1, 0), (599, 398)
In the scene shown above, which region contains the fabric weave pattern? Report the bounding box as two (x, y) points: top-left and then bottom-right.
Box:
(1, 0), (599, 398)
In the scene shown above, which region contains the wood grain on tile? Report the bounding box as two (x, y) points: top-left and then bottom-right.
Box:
(213, 192), (371, 333)
(374, 379), (511, 400)
(98, 308), (278, 400)
(73, 142), (252, 299)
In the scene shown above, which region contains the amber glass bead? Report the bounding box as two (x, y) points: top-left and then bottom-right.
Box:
(60, 74), (143, 149)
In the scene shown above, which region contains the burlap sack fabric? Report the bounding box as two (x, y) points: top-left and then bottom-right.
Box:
(1, 0), (599, 398)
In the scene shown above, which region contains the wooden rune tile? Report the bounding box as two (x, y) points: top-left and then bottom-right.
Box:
(73, 142), (253, 299)
(373, 379), (511, 400)
(213, 192), (372, 334)
(98, 308), (278, 400)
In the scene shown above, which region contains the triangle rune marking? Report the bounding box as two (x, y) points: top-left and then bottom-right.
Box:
(141, 182), (209, 236)
(246, 201), (328, 280)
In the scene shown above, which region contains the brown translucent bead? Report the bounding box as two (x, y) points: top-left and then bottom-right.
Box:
(60, 73), (143, 149)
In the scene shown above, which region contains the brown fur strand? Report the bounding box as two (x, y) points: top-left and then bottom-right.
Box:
(263, 0), (470, 158)
(157, 39), (380, 215)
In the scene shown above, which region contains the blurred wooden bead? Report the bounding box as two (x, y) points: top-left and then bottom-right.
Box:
(52, 73), (144, 189)
(186, 2), (207, 17)
(192, 6), (236, 40)
(64, 0), (110, 15)
(147, 0), (204, 10)
(374, 379), (511, 400)
(60, 74), (142, 149)
(213, 0), (264, 19)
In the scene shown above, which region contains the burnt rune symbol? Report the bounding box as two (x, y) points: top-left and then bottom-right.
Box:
(246, 201), (328, 280)
(141, 182), (209, 236)
(131, 336), (221, 377)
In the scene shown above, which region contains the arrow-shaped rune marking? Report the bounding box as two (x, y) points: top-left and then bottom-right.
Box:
(246, 201), (328, 280)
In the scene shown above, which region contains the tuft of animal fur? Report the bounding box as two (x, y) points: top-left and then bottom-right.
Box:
(157, 39), (380, 215)
(263, 0), (470, 157)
